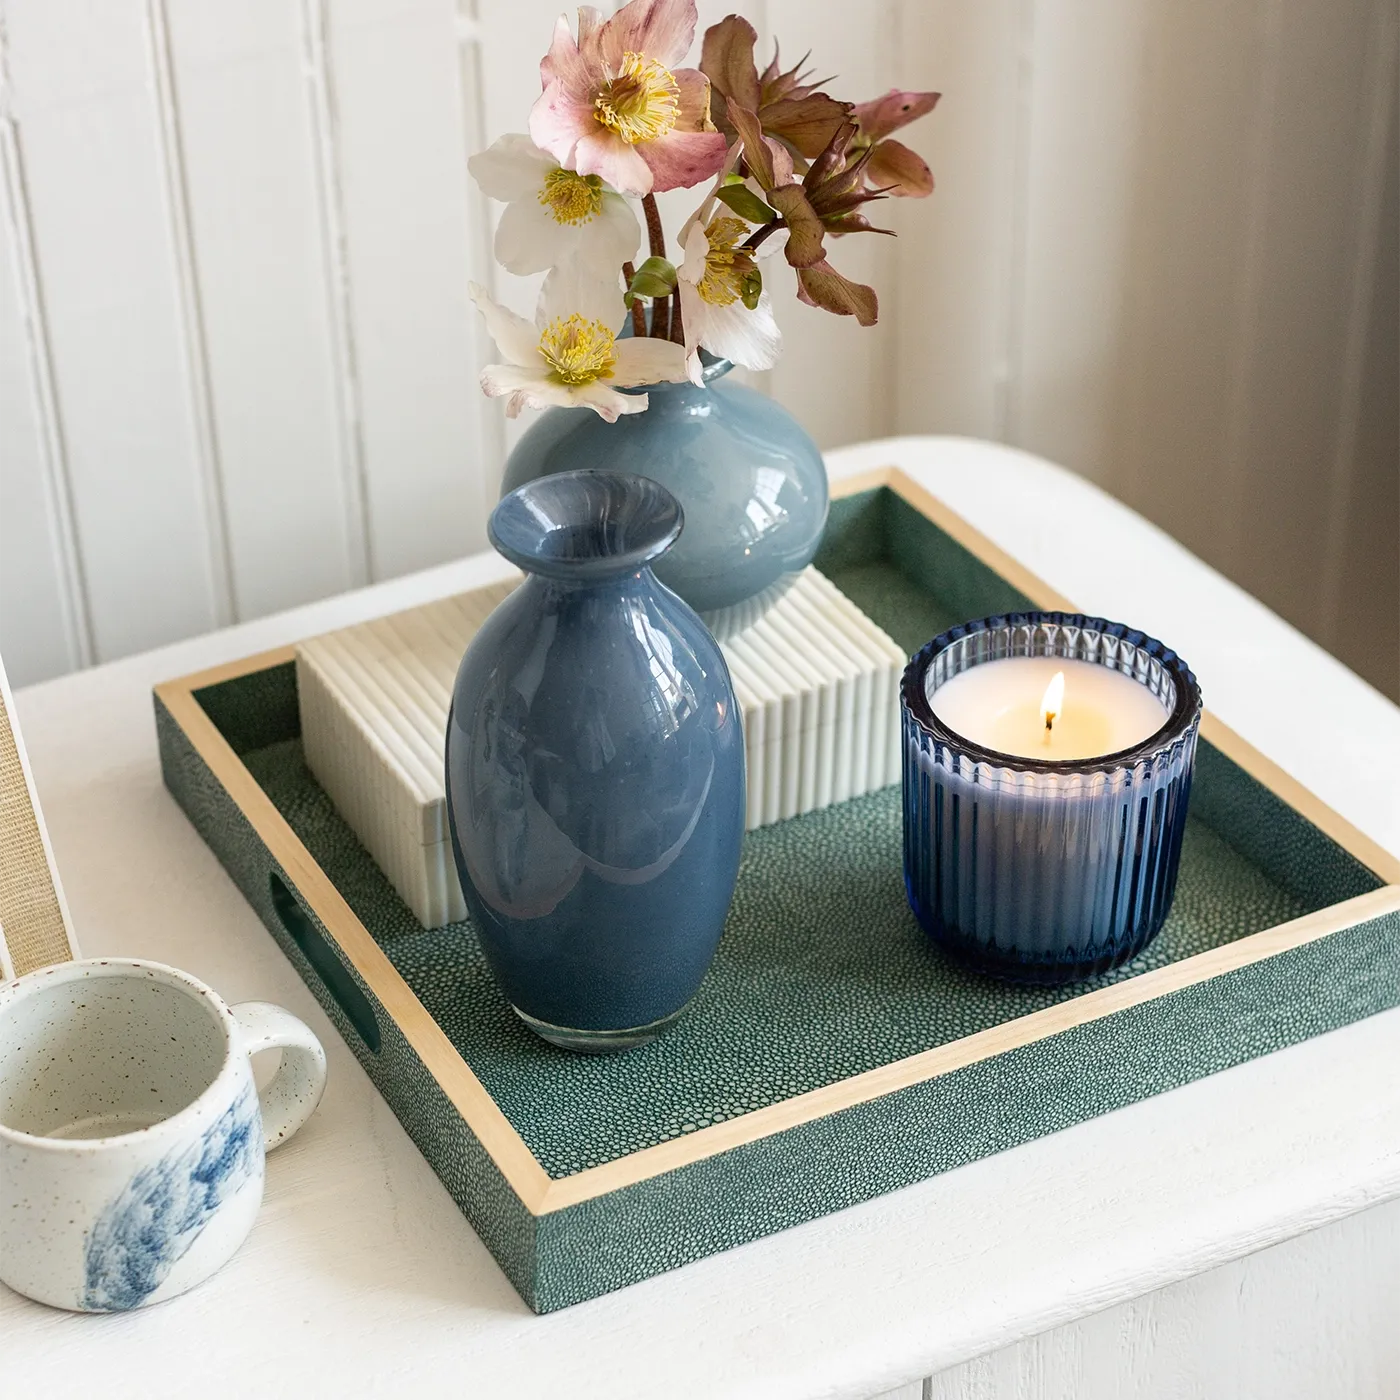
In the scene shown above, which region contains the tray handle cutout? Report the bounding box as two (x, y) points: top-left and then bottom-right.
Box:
(269, 871), (381, 1054)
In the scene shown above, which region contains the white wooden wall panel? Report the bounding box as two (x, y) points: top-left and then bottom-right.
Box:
(1333, 91), (1398, 692)
(327, 0), (491, 575)
(2, 0), (221, 662)
(1101, 0), (1275, 567)
(2, 0), (1390, 693)
(470, 0), (555, 160)
(762, 0), (897, 452)
(0, 128), (85, 684)
(887, 0), (1021, 441)
(1011, 0), (1149, 474)
(469, 0), (570, 464)
(163, 0), (362, 618)
(1216, 0), (1387, 648)
(888, 0), (1397, 699)
(0, 286), (74, 682)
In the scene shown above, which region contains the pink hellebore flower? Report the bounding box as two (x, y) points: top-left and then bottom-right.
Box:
(529, 0), (728, 198)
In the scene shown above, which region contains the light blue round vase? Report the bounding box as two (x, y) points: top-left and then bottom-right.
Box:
(499, 360), (829, 621)
(445, 470), (746, 1053)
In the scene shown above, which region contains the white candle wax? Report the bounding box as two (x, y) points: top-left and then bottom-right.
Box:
(929, 656), (1169, 761)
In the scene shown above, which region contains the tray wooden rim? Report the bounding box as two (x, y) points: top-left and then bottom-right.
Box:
(154, 466), (1400, 1217)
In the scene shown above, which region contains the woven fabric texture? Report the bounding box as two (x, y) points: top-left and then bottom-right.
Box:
(0, 671), (73, 977)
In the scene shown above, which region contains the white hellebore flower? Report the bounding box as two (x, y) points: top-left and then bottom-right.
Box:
(471, 270), (688, 422)
(677, 214), (788, 382)
(468, 133), (640, 276)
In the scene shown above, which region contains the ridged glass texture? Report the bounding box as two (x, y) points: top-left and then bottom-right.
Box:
(902, 613), (1203, 985)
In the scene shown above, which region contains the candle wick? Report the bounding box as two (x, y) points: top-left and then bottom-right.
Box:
(1040, 671), (1065, 743)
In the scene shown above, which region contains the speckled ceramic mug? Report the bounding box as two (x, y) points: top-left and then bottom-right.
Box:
(0, 958), (326, 1312)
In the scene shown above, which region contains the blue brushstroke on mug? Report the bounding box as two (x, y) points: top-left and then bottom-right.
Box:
(80, 1084), (261, 1311)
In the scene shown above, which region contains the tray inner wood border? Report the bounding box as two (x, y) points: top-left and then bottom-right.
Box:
(153, 466), (1400, 1218)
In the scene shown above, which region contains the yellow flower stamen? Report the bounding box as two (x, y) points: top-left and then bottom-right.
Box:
(594, 52), (680, 145)
(696, 216), (756, 307)
(538, 168), (604, 225)
(538, 315), (618, 386)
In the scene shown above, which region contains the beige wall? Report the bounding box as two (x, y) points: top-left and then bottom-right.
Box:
(891, 0), (1398, 700)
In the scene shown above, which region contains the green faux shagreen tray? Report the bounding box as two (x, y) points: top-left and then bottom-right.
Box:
(154, 467), (1400, 1314)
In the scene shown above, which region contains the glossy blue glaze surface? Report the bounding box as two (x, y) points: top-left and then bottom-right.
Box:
(81, 1083), (260, 1311)
(499, 362), (829, 614)
(446, 471), (746, 1049)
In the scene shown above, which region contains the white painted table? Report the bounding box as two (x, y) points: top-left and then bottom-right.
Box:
(5, 439), (1400, 1400)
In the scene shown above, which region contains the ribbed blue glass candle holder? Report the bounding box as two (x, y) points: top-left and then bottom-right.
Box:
(901, 613), (1203, 985)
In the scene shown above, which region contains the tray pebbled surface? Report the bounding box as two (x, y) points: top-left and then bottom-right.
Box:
(243, 736), (1309, 1179)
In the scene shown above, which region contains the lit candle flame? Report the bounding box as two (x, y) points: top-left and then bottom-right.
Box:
(1041, 670), (1065, 735)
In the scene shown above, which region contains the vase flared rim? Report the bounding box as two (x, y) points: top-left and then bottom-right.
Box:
(489, 469), (684, 582)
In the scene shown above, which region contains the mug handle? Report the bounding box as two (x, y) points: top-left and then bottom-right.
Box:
(232, 1002), (328, 1151)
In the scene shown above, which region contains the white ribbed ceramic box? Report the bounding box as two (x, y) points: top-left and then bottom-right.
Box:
(296, 567), (906, 928)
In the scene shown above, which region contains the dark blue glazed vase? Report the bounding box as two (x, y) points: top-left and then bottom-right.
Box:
(499, 360), (828, 628)
(445, 470), (746, 1052)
